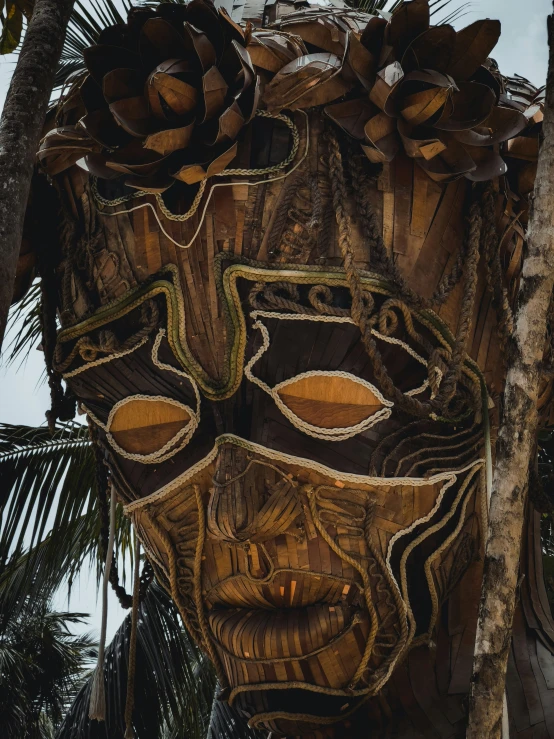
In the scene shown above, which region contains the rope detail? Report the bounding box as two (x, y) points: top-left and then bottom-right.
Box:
(124, 534), (141, 739)
(327, 127), (481, 419)
(89, 482), (116, 721)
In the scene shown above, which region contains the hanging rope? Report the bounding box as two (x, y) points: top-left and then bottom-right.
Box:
(326, 127), (482, 419)
(124, 533), (141, 739)
(89, 482), (116, 721)
(480, 181), (514, 354)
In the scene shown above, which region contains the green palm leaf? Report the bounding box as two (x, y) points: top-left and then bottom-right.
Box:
(57, 581), (260, 739)
(0, 595), (96, 738)
(0, 422), (133, 620)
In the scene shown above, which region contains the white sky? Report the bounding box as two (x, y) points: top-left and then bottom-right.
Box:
(0, 0), (551, 641)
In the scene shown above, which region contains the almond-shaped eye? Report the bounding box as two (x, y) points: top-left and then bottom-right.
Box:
(110, 399), (191, 455)
(277, 375), (385, 429)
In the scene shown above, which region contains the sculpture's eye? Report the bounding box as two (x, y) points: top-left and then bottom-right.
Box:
(276, 374), (389, 431)
(110, 398), (191, 455)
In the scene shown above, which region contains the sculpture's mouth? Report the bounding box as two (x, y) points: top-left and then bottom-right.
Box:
(208, 603), (368, 665)
(195, 444), (406, 734)
(129, 439), (482, 735)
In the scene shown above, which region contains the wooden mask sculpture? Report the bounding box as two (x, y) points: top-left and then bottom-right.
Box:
(18, 0), (554, 736)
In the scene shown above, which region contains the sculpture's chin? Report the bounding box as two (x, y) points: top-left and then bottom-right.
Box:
(208, 603), (372, 734)
(231, 687), (367, 736)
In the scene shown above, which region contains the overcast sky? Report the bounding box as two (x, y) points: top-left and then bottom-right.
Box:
(0, 0), (551, 641)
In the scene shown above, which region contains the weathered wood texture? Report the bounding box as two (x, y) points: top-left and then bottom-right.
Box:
(0, 0), (75, 347)
(19, 0), (554, 736)
(468, 9), (554, 738)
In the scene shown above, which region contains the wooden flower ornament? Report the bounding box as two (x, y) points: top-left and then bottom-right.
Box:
(324, 0), (531, 182)
(39, 0), (259, 192)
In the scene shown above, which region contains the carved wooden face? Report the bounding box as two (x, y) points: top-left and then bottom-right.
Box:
(57, 255), (486, 736)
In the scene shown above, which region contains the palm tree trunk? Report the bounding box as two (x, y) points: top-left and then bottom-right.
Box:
(0, 0), (74, 349)
(467, 6), (554, 737)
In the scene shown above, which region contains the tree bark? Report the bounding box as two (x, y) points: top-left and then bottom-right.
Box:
(0, 0), (74, 349)
(467, 6), (554, 738)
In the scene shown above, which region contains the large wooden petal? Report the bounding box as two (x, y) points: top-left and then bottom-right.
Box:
(400, 85), (452, 126)
(362, 112), (400, 163)
(38, 127), (101, 176)
(360, 15), (387, 65)
(447, 20), (501, 81)
(106, 147), (168, 177)
(453, 106), (527, 147)
(125, 172), (175, 193)
(187, 0), (225, 59)
(247, 32), (305, 73)
(401, 25), (456, 75)
(140, 18), (187, 66)
(221, 42), (258, 123)
(279, 16), (348, 56)
(199, 101), (244, 147)
(325, 98), (375, 141)
(147, 71), (198, 118)
(84, 45), (141, 85)
(80, 74), (107, 113)
(200, 66), (229, 123)
(172, 141), (238, 184)
(264, 52), (349, 111)
(397, 119), (447, 160)
(218, 7), (245, 46)
(463, 145), (507, 181)
(104, 139), (166, 175)
(81, 153), (123, 180)
(417, 140), (476, 182)
(507, 135), (540, 162)
(345, 32), (375, 91)
(110, 399), (191, 455)
(79, 109), (130, 148)
(387, 0), (430, 59)
(109, 95), (156, 137)
(103, 68), (145, 104)
(143, 122), (195, 155)
(277, 375), (385, 429)
(369, 62), (404, 116)
(183, 21), (217, 73)
(434, 81), (496, 132)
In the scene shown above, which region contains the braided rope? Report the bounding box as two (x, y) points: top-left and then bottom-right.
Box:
(124, 534), (141, 739)
(55, 299), (158, 375)
(191, 484), (229, 688)
(62, 336), (148, 378)
(386, 464), (482, 650)
(250, 310), (441, 392)
(123, 434), (485, 514)
(481, 182), (514, 353)
(145, 513), (205, 650)
(327, 128), (482, 420)
(94, 112), (309, 250)
(307, 485), (379, 689)
(83, 330), (201, 464)
(422, 479), (477, 642)
(245, 319), (393, 441)
(155, 178), (207, 222)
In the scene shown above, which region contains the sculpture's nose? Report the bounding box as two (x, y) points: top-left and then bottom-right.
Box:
(206, 444), (302, 545)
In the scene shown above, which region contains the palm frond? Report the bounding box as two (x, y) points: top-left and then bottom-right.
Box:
(3, 281), (42, 369)
(58, 582), (232, 739)
(0, 595), (96, 738)
(55, 0), (132, 89)
(0, 422), (94, 565)
(0, 422), (135, 622)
